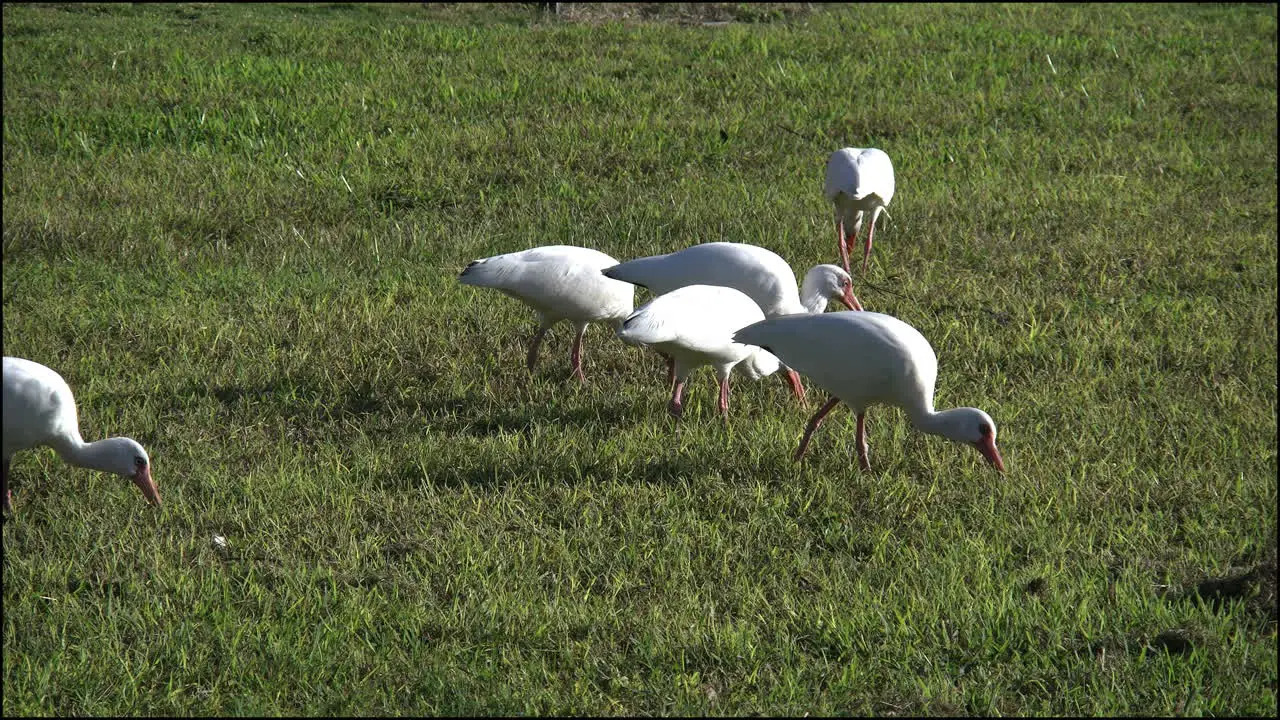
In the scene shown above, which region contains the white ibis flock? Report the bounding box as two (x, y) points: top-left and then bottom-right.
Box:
(3, 145), (1000, 517)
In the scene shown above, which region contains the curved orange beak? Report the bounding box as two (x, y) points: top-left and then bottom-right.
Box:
(841, 285), (864, 312)
(132, 466), (162, 507)
(974, 435), (1005, 472)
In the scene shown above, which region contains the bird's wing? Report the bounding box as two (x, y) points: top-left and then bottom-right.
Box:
(824, 148), (895, 204)
(461, 247), (633, 322)
(618, 285), (764, 353)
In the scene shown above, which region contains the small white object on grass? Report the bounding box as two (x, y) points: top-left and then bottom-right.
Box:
(212, 534), (228, 549)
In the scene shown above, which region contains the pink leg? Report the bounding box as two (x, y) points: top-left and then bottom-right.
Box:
(862, 219), (876, 275)
(668, 380), (685, 420)
(794, 396), (842, 461)
(569, 324), (587, 383)
(718, 377), (731, 420)
(527, 326), (549, 373)
(784, 368), (807, 406)
(836, 219), (851, 274)
(856, 412), (871, 471)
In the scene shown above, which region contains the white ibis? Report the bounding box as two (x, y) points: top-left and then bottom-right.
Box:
(458, 245), (634, 382)
(825, 147), (895, 274)
(615, 284), (774, 420)
(3, 356), (161, 513)
(733, 312), (1005, 472)
(603, 241), (862, 401)
(603, 242), (862, 316)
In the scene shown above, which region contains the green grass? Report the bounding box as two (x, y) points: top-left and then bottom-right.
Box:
(3, 2), (1276, 715)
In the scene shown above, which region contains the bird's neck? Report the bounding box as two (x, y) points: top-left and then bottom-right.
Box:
(50, 434), (121, 475)
(775, 301), (809, 317)
(797, 279), (829, 315)
(910, 407), (967, 443)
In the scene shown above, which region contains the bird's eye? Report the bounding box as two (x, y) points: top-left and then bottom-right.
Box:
(134, 456), (147, 467)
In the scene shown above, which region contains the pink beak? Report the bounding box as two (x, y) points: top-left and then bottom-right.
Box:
(132, 466), (162, 507)
(841, 286), (864, 312)
(975, 435), (1005, 472)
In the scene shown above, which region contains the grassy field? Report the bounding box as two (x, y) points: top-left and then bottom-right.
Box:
(2, 2), (1276, 715)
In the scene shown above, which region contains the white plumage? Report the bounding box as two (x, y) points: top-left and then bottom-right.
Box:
(603, 242), (862, 317)
(458, 245), (634, 382)
(824, 147), (895, 274)
(615, 285), (772, 420)
(603, 241), (862, 402)
(733, 312), (1005, 472)
(3, 356), (161, 513)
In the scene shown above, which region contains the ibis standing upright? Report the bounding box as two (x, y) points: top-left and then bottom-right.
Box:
(3, 356), (161, 513)
(733, 312), (1004, 472)
(824, 147), (895, 274)
(458, 245), (635, 383)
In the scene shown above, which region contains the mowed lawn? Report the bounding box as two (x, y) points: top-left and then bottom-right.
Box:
(2, 2), (1276, 715)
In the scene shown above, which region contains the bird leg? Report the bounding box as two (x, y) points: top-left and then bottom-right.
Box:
(718, 376), (731, 421)
(668, 380), (685, 420)
(569, 323), (588, 383)
(862, 220), (876, 275)
(526, 326), (550, 373)
(783, 368), (807, 406)
(836, 219), (852, 274)
(794, 396), (842, 461)
(856, 412), (871, 471)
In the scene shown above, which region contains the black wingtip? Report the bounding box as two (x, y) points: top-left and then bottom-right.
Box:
(603, 266), (647, 289)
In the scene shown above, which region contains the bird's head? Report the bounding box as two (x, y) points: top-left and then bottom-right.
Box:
(802, 265), (863, 312)
(108, 438), (161, 506)
(943, 408), (1005, 472)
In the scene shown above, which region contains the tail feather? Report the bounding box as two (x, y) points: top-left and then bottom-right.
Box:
(616, 306), (675, 346)
(732, 317), (781, 350)
(458, 258), (507, 288)
(601, 258), (660, 289)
